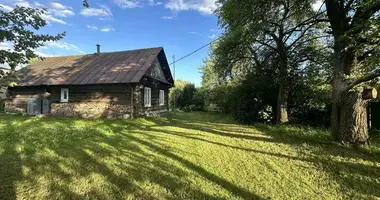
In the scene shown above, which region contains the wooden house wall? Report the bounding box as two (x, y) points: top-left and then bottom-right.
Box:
(7, 86), (45, 111)
(7, 81), (171, 116)
(8, 84), (134, 112)
(48, 84), (133, 105)
(137, 77), (170, 115)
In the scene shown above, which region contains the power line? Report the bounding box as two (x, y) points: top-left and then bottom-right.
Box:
(169, 37), (220, 66)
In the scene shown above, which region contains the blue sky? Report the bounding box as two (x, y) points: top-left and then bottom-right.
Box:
(0, 0), (222, 85)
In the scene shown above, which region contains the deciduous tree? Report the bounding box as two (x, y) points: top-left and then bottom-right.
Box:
(217, 0), (328, 123)
(325, 0), (380, 144)
(0, 6), (64, 86)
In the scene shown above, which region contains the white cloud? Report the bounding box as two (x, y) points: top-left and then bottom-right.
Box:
(34, 1), (44, 7)
(0, 4), (13, 12)
(1, 1), (73, 24)
(41, 13), (66, 24)
(189, 31), (202, 36)
(40, 41), (85, 54)
(148, 0), (162, 6)
(13, 0), (31, 7)
(312, 0), (323, 11)
(100, 27), (115, 32)
(87, 25), (98, 30)
(0, 41), (13, 50)
(80, 5), (112, 17)
(208, 34), (216, 39)
(50, 9), (75, 17)
(35, 51), (55, 57)
(165, 0), (218, 15)
(162, 15), (175, 20)
(49, 2), (65, 10)
(113, 0), (141, 8)
(49, 2), (75, 18)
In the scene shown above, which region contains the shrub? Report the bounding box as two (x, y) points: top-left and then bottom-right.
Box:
(169, 80), (204, 112)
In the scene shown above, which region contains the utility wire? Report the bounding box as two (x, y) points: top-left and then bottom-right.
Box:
(169, 37), (220, 66)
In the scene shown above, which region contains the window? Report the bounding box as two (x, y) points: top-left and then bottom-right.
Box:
(144, 87), (151, 107)
(60, 88), (69, 102)
(159, 90), (165, 106)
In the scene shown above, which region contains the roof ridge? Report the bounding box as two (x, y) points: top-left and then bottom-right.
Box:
(43, 47), (163, 58)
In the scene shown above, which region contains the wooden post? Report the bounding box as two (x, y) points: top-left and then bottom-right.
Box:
(362, 88), (377, 100)
(172, 55), (176, 115)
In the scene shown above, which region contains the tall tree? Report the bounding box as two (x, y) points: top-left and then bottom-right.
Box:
(0, 6), (64, 85)
(217, 0), (328, 123)
(325, 0), (380, 144)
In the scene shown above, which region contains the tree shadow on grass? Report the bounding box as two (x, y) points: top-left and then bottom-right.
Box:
(146, 114), (327, 146)
(119, 131), (264, 200)
(143, 113), (380, 199)
(0, 115), (264, 199)
(6, 112), (380, 199)
(0, 121), (22, 200)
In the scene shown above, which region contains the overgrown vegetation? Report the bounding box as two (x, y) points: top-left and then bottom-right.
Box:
(199, 44), (331, 126)
(197, 0), (380, 145)
(169, 80), (204, 112)
(1, 112), (380, 199)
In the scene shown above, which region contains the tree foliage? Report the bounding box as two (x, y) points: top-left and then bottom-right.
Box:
(201, 0), (380, 144)
(0, 6), (64, 86)
(82, 0), (90, 8)
(200, 43), (331, 125)
(169, 80), (204, 112)
(216, 0), (329, 124)
(325, 0), (380, 144)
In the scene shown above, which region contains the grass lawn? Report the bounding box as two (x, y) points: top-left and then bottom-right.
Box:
(1, 112), (380, 199)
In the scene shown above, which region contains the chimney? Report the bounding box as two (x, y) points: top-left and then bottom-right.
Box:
(96, 44), (100, 54)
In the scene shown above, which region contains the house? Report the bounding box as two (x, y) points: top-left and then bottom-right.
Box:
(5, 46), (174, 118)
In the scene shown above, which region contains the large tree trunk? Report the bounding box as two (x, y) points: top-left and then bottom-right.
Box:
(330, 82), (341, 141)
(340, 91), (369, 143)
(325, 0), (377, 145)
(277, 80), (288, 124)
(330, 57), (370, 144)
(331, 88), (369, 144)
(276, 31), (289, 124)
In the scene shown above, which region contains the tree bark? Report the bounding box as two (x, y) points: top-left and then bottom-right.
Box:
(331, 88), (369, 144)
(330, 48), (370, 144)
(325, 0), (379, 145)
(276, 28), (289, 124)
(330, 81), (342, 141)
(340, 91), (369, 144)
(276, 68), (289, 124)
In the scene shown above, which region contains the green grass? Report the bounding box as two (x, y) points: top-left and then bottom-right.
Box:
(1, 112), (380, 199)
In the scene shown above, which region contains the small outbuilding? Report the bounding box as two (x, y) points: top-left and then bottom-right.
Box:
(5, 46), (174, 118)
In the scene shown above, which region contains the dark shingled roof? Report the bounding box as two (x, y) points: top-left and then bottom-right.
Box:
(17, 47), (173, 86)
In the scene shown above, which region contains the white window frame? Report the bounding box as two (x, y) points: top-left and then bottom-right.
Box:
(159, 90), (165, 106)
(144, 87), (151, 107)
(60, 88), (69, 103)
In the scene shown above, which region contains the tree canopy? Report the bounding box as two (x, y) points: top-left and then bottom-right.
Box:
(214, 0), (330, 123)
(198, 0), (380, 145)
(0, 6), (64, 85)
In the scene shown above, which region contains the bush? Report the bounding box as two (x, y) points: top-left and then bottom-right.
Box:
(169, 80), (204, 112)
(291, 106), (331, 127)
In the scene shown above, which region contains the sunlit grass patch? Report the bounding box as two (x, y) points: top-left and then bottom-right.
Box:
(0, 112), (380, 199)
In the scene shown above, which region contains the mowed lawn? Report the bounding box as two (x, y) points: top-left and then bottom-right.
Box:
(1, 113), (380, 199)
